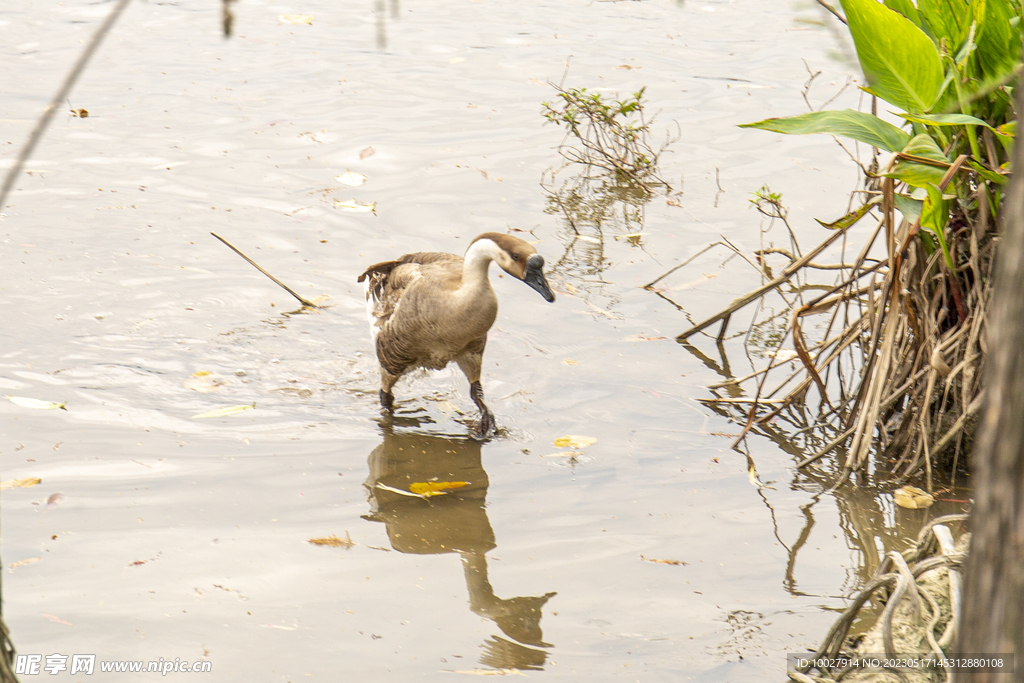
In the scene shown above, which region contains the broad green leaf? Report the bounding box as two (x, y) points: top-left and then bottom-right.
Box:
(967, 159), (1008, 185)
(895, 112), (994, 129)
(885, 0), (924, 29)
(996, 120), (1017, 138)
(191, 402), (256, 419)
(553, 434), (597, 448)
(922, 183), (953, 270)
(815, 196), (882, 230)
(739, 109), (910, 153)
(974, 0), (1019, 78)
(4, 395), (68, 410)
(884, 134), (951, 188)
(894, 194), (924, 222)
(841, 0), (944, 113)
(918, 0), (972, 51)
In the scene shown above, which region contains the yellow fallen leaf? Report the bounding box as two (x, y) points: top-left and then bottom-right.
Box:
(747, 462), (775, 490)
(563, 359), (578, 365)
(308, 532), (355, 548)
(278, 13), (313, 24)
(8, 557), (41, 570)
(409, 481), (469, 496)
(0, 477), (42, 491)
(5, 396), (67, 410)
(893, 485), (934, 509)
(441, 670), (527, 677)
(613, 232), (648, 240)
(553, 435), (597, 448)
(640, 554), (688, 566)
(375, 483), (430, 499)
(334, 198), (377, 214)
(336, 170), (367, 187)
(184, 371), (228, 393)
(623, 335), (668, 342)
(191, 403), (255, 419)
(539, 450), (585, 459)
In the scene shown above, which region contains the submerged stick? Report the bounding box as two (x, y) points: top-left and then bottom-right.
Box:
(211, 232), (319, 308)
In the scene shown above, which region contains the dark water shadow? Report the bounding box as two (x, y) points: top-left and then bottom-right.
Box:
(361, 421), (556, 670)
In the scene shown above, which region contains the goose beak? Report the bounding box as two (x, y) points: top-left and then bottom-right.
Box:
(523, 254), (555, 303)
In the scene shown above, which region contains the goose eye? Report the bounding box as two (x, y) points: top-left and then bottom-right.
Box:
(511, 253), (519, 262)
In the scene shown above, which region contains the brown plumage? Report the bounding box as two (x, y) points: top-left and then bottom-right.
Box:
(358, 232), (555, 438)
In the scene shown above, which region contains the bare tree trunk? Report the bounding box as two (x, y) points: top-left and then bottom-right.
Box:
(955, 76), (1024, 681)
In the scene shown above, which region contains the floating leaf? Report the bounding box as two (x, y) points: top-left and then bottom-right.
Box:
(308, 532), (355, 548)
(0, 477), (42, 491)
(334, 198), (377, 214)
(553, 435), (597, 448)
(767, 349), (799, 362)
(893, 485), (934, 509)
(8, 557), (41, 570)
(623, 335), (668, 342)
(409, 481), (470, 496)
(336, 170), (367, 187)
(640, 554), (688, 566)
(539, 450), (587, 459)
(278, 13), (313, 24)
(359, 146), (376, 159)
(4, 395), (67, 410)
(184, 371), (228, 393)
(191, 403), (256, 419)
(375, 482), (430, 499)
(46, 492), (64, 509)
(70, 108), (89, 118)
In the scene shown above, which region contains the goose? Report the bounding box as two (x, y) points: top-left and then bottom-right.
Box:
(358, 232), (555, 437)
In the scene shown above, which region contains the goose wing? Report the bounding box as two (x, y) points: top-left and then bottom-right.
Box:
(357, 251), (462, 333)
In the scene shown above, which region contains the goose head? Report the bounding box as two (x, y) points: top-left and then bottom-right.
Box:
(470, 232), (555, 303)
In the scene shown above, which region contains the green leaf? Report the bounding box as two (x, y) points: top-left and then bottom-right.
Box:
(918, 0), (972, 51)
(885, 0), (925, 30)
(884, 133), (951, 188)
(921, 183), (953, 270)
(894, 194), (924, 222)
(841, 0), (945, 113)
(974, 0), (1020, 79)
(967, 159), (1008, 185)
(895, 112), (994, 129)
(815, 196), (883, 230)
(739, 109), (911, 153)
(191, 402), (256, 419)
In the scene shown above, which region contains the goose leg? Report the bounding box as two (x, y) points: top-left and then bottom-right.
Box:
(455, 341), (495, 438)
(379, 370), (398, 412)
(470, 381), (496, 438)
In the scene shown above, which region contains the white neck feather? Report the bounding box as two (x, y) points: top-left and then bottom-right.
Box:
(462, 238), (503, 289)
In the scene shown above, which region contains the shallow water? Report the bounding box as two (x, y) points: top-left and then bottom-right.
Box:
(1, 0), (970, 680)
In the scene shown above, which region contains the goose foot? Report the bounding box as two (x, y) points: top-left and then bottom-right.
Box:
(380, 389), (394, 412)
(469, 381), (496, 439)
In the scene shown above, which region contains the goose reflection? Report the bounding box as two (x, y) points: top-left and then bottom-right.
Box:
(362, 423), (556, 670)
